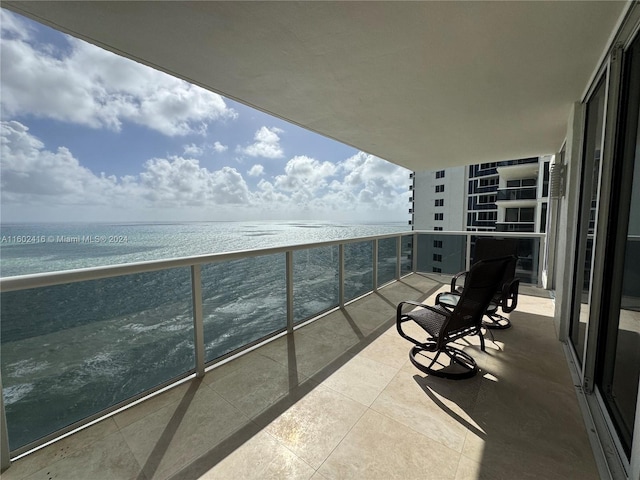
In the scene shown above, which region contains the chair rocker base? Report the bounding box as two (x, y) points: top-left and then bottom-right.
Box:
(483, 312), (511, 330)
(409, 344), (479, 379)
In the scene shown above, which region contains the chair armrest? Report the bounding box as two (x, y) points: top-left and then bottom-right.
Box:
(500, 278), (520, 313)
(450, 270), (468, 293)
(396, 300), (452, 319)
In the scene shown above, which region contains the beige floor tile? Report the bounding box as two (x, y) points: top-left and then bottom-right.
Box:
(173, 431), (315, 480)
(113, 381), (194, 430)
(259, 327), (359, 380)
(119, 380), (251, 479)
(319, 354), (398, 406)
(206, 351), (317, 419)
(264, 384), (367, 469)
(318, 409), (460, 480)
(463, 372), (598, 478)
(356, 330), (412, 369)
(22, 431), (141, 480)
(399, 274), (441, 294)
(371, 369), (482, 453)
(351, 292), (398, 316)
(338, 304), (394, 336)
(1, 418), (120, 480)
(377, 282), (430, 308)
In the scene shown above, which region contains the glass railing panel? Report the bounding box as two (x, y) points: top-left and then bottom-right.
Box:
(344, 241), (373, 302)
(0, 268), (194, 451)
(201, 254), (286, 362)
(377, 237), (398, 286)
(514, 237), (540, 285)
(293, 246), (339, 323)
(401, 234), (413, 275)
(416, 234), (466, 275)
(496, 188), (537, 201)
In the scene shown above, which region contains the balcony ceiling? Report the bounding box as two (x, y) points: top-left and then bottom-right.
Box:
(4, 1), (627, 171)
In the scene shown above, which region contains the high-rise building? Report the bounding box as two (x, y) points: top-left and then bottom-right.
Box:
(410, 156), (551, 233)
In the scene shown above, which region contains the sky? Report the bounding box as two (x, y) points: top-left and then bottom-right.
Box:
(0, 9), (412, 224)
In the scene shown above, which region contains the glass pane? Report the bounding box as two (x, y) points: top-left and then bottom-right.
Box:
(597, 35), (640, 457)
(201, 255), (286, 362)
(515, 237), (540, 285)
(505, 208), (519, 222)
(520, 208), (535, 222)
(570, 77), (607, 365)
(293, 247), (339, 322)
(1, 268), (194, 451)
(344, 241), (373, 301)
(416, 234), (466, 275)
(377, 238), (397, 286)
(401, 235), (413, 275)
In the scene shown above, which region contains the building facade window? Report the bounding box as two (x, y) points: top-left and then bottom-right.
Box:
(505, 207), (535, 222)
(434, 226), (443, 231)
(435, 184), (445, 193)
(434, 199), (444, 207)
(478, 194), (497, 204)
(434, 213), (444, 221)
(435, 170), (445, 178)
(479, 177), (499, 187)
(433, 240), (443, 248)
(433, 254), (442, 262)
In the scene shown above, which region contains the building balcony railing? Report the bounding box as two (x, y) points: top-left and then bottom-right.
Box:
(0, 230), (545, 461)
(496, 223), (536, 233)
(496, 187), (537, 201)
(496, 157), (539, 167)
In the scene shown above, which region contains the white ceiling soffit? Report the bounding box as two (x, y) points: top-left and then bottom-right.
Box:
(4, 1), (627, 171)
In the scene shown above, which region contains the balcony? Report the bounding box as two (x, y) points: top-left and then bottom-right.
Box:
(0, 276), (600, 479)
(0, 232), (598, 479)
(496, 188), (537, 202)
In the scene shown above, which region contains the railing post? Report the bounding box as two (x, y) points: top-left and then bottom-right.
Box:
(286, 251), (294, 332)
(465, 233), (472, 271)
(538, 236), (545, 288)
(396, 236), (402, 279)
(191, 265), (205, 378)
(339, 244), (345, 307)
(1, 375), (11, 472)
(373, 239), (379, 292)
(412, 233), (418, 273)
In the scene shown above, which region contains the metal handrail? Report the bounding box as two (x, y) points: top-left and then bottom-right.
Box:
(0, 230), (544, 292)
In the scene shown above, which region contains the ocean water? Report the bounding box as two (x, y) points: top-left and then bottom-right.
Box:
(0, 221), (411, 451)
(0, 221), (409, 277)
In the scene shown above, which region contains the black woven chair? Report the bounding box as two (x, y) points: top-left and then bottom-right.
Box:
(450, 238), (520, 329)
(396, 256), (512, 379)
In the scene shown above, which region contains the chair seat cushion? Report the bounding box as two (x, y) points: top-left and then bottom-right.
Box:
(405, 304), (450, 336)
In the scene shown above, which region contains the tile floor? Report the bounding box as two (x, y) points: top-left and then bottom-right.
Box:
(1, 274), (600, 480)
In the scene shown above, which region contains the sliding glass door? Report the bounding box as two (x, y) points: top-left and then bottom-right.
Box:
(569, 77), (607, 367)
(596, 33), (640, 459)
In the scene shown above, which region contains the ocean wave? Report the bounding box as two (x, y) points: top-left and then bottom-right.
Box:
(6, 359), (51, 377)
(3, 384), (35, 405)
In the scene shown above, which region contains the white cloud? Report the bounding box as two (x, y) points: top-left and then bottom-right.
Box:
(335, 151), (410, 208)
(238, 126), (284, 159)
(248, 164), (265, 177)
(274, 155), (336, 192)
(0, 11), (237, 136)
(213, 141), (228, 153)
(1, 119), (410, 222)
(183, 144), (204, 156)
(1, 121), (250, 210)
(140, 157), (250, 206)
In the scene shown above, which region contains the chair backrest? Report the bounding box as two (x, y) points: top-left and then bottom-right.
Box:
(474, 236), (517, 269)
(473, 237), (518, 301)
(441, 256), (513, 340)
